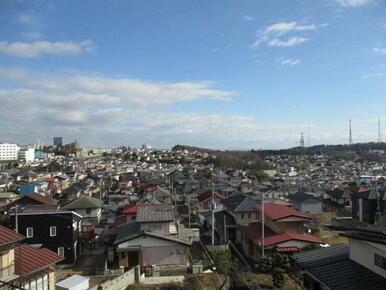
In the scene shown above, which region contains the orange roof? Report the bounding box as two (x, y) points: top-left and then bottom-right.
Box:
(0, 226), (24, 246)
(15, 244), (63, 276)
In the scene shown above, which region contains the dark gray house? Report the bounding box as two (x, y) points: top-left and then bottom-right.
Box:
(289, 192), (322, 214)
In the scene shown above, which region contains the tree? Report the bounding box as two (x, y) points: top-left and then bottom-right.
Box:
(213, 249), (236, 274)
(272, 268), (285, 289)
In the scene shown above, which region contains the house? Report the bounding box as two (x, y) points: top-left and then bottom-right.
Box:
(237, 203), (322, 258)
(221, 193), (261, 226)
(10, 209), (83, 264)
(112, 204), (191, 271)
(292, 227), (386, 290)
(0, 225), (63, 289)
(3, 192), (56, 212)
(350, 187), (386, 225)
(197, 190), (225, 210)
(62, 196), (103, 224)
(324, 188), (352, 214)
(289, 192), (323, 214)
(0, 191), (18, 206)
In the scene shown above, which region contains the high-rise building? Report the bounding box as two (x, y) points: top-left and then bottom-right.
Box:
(53, 137), (63, 146)
(0, 143), (20, 160)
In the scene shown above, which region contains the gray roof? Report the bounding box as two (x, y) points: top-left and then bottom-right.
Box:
(136, 204), (174, 223)
(62, 196), (103, 210)
(55, 275), (89, 288)
(292, 244), (386, 290)
(221, 193), (260, 212)
(114, 221), (190, 246)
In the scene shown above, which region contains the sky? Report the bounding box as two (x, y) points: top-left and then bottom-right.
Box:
(1, 0), (386, 149)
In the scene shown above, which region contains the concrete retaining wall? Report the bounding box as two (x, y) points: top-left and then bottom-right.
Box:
(89, 266), (139, 290)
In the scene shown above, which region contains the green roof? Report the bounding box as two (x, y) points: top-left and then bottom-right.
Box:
(63, 196), (103, 209)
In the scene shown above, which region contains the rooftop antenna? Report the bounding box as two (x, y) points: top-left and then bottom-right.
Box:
(378, 118), (382, 143)
(349, 120), (353, 145)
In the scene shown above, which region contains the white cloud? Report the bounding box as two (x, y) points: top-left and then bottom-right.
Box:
(281, 58), (301, 65)
(268, 36), (309, 47)
(265, 22), (316, 36)
(249, 21), (315, 49)
(360, 72), (384, 78)
(243, 15), (255, 22)
(373, 47), (386, 55)
(335, 0), (375, 7)
(0, 40), (94, 58)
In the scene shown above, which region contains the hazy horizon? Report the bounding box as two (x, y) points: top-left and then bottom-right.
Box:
(1, 0), (386, 149)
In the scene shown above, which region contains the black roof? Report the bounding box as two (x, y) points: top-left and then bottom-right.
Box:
(114, 221), (141, 243)
(326, 188), (344, 199)
(292, 244), (386, 290)
(221, 193), (260, 212)
(214, 210), (237, 226)
(341, 229), (386, 245)
(289, 192), (319, 203)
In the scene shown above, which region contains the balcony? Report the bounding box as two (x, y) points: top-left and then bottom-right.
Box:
(0, 264), (16, 281)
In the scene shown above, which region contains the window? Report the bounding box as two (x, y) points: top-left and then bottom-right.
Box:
(26, 227), (33, 238)
(43, 274), (48, 290)
(50, 226), (56, 237)
(241, 214), (244, 219)
(375, 254), (386, 269)
(248, 213), (251, 219)
(86, 208), (91, 214)
(58, 247), (64, 257)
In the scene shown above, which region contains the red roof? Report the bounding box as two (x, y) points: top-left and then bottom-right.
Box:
(0, 226), (24, 246)
(240, 222), (323, 247)
(122, 202), (147, 214)
(197, 191), (226, 203)
(254, 203), (311, 221)
(43, 178), (57, 183)
(15, 244), (63, 276)
(276, 247), (299, 252)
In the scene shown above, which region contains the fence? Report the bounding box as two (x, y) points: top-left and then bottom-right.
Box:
(89, 266), (140, 290)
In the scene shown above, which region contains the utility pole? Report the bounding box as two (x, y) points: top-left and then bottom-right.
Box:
(261, 194), (264, 257)
(211, 174), (215, 246)
(224, 214), (227, 243)
(349, 120), (353, 145)
(188, 193), (191, 228)
(15, 205), (19, 233)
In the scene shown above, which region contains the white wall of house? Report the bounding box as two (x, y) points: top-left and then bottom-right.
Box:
(349, 239), (386, 278)
(75, 208), (101, 223)
(233, 211), (259, 226)
(117, 236), (188, 266)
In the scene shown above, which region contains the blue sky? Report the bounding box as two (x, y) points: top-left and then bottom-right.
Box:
(1, 0), (386, 149)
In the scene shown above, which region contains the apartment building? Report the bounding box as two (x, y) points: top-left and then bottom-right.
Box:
(0, 143), (20, 161)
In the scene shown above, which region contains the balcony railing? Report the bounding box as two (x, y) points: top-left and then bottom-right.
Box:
(0, 264), (15, 280)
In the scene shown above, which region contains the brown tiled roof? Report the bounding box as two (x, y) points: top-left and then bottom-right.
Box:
(15, 244), (63, 276)
(6, 192), (55, 208)
(25, 193), (55, 205)
(0, 225), (24, 246)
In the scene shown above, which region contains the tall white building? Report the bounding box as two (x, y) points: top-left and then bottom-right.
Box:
(18, 147), (35, 163)
(0, 143), (20, 161)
